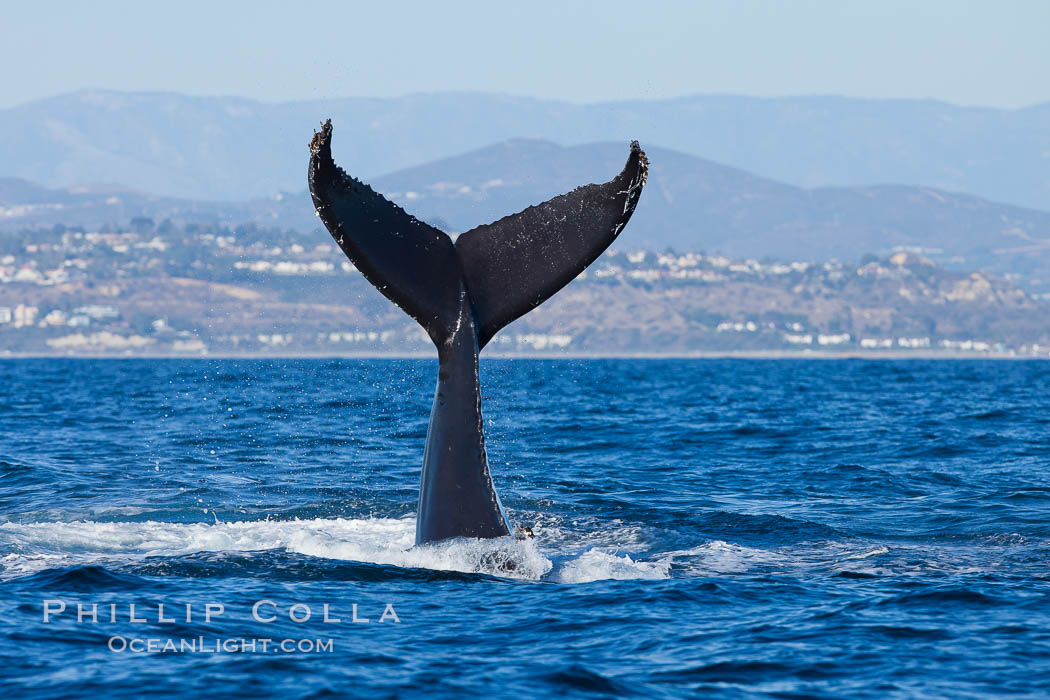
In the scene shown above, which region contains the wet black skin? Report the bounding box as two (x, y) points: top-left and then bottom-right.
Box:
(308, 120), (647, 545)
(417, 293), (509, 542)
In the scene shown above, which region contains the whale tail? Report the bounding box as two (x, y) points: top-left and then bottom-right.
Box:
(308, 119), (647, 349)
(308, 120), (647, 544)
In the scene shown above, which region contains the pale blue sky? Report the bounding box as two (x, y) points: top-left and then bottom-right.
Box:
(3, 0), (1048, 109)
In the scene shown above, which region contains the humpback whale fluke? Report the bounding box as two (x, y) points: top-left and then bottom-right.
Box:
(308, 120), (647, 545)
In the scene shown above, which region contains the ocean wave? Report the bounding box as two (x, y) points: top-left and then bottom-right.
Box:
(0, 517), (676, 584)
(551, 550), (670, 583)
(5, 516), (1033, 584)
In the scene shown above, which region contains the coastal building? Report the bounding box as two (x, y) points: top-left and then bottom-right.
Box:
(13, 305), (38, 328)
(73, 305), (119, 321)
(43, 310), (68, 326)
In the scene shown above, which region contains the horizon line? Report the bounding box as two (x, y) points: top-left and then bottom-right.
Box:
(5, 87), (1049, 113)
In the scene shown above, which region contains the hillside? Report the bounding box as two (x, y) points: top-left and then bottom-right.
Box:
(367, 140), (1050, 280)
(0, 221), (1047, 357)
(0, 176), (298, 231)
(4, 139), (1050, 290)
(2, 90), (1049, 209)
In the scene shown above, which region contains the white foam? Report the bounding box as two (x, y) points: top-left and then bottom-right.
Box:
(528, 516), (652, 555)
(551, 550), (671, 583)
(843, 545), (890, 560)
(0, 516), (684, 583)
(0, 517), (552, 581)
(2, 517), (940, 583)
(660, 540), (788, 574)
(0, 553), (69, 579)
(656, 540), (898, 576)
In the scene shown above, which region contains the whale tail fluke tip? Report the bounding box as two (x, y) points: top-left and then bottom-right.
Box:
(309, 118), (333, 155)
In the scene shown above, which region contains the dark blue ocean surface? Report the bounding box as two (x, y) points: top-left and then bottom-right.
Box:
(1, 359), (1049, 698)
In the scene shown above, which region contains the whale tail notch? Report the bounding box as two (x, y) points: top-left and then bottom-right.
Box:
(308, 119), (647, 347)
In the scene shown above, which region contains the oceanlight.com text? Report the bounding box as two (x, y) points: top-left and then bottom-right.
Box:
(107, 636), (335, 654)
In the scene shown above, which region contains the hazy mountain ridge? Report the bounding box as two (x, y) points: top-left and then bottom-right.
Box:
(2, 90), (1049, 209)
(369, 140), (1050, 272)
(4, 139), (1049, 288)
(0, 175), (302, 231)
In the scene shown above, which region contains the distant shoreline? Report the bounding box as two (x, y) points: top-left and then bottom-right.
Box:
(1, 350), (1045, 360)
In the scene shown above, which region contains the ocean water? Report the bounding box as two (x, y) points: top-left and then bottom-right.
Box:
(1, 358), (1048, 698)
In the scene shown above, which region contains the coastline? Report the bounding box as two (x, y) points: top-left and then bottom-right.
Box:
(1, 350), (1046, 360)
